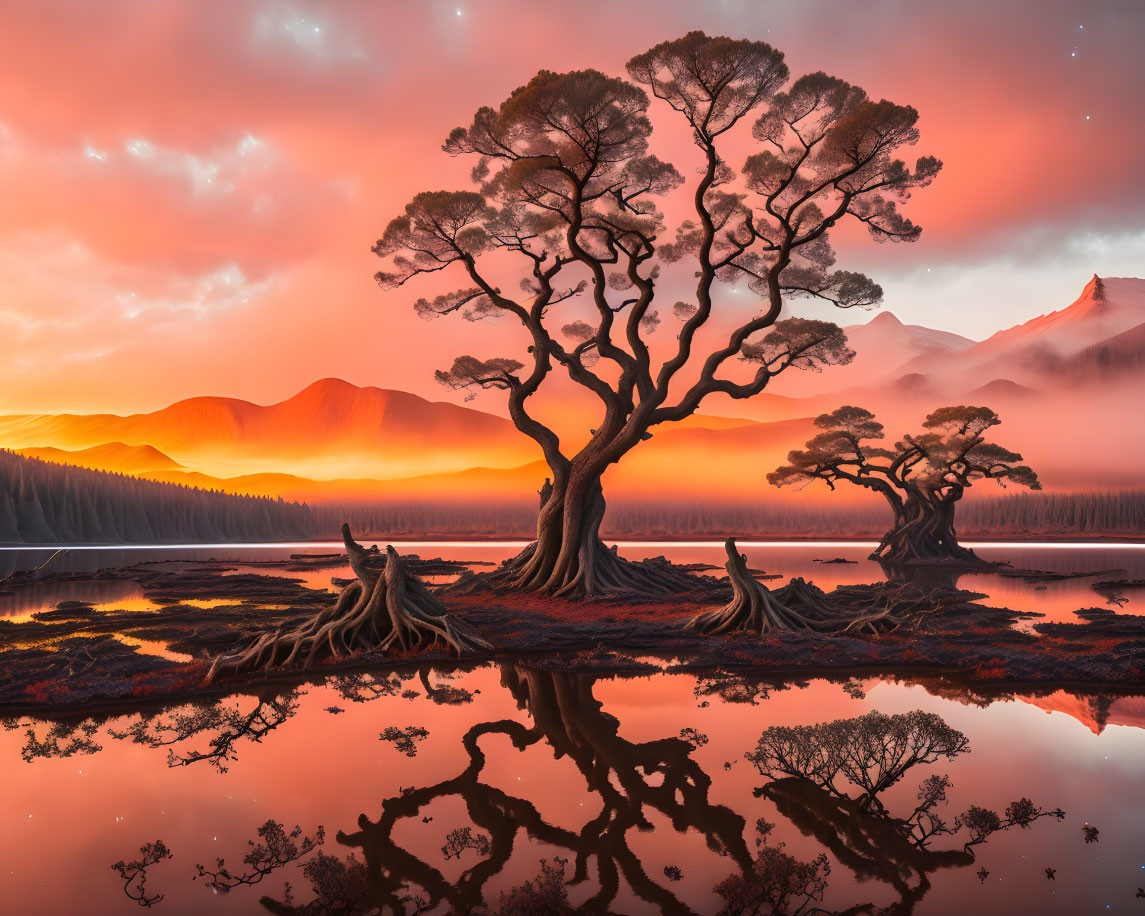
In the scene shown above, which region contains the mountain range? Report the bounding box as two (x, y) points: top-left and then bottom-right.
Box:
(1, 275), (1141, 501)
(0, 379), (538, 482)
(765, 275), (1145, 403)
(1020, 690), (1145, 735)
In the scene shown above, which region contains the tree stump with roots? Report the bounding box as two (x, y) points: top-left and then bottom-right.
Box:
(204, 524), (490, 685)
(686, 538), (911, 638)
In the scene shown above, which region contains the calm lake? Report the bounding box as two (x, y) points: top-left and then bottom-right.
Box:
(3, 541), (1145, 914)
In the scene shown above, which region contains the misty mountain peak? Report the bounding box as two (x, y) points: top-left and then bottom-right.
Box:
(866, 310), (904, 328)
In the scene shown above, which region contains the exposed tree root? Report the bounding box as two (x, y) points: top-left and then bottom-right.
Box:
(446, 538), (705, 599)
(871, 519), (1001, 571)
(686, 538), (916, 638)
(204, 525), (490, 685)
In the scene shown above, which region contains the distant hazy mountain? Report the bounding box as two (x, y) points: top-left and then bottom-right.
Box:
(138, 415), (821, 504)
(887, 275), (1145, 391)
(1, 277), (1141, 497)
(969, 275), (1145, 360)
(710, 276), (1145, 489)
(0, 378), (540, 480)
(1020, 690), (1145, 735)
(769, 309), (976, 397)
(1043, 319), (1145, 382)
(15, 442), (183, 475)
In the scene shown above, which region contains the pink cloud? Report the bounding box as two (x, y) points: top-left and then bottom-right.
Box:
(0, 0), (1142, 413)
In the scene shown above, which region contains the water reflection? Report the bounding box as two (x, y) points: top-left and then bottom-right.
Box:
(5, 665), (1144, 914)
(0, 578), (144, 620)
(286, 666), (755, 915)
(111, 840), (173, 908)
(8, 716), (103, 762)
(108, 689), (302, 773)
(747, 710), (1063, 914)
(194, 820), (325, 895)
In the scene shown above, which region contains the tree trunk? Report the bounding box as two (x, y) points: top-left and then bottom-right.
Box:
(462, 465), (699, 598)
(501, 664), (753, 878)
(871, 496), (984, 567)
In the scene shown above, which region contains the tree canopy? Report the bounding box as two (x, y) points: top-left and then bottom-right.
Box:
(372, 31), (940, 594)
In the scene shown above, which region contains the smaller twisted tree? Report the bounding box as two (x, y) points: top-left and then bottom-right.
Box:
(769, 405), (1040, 566)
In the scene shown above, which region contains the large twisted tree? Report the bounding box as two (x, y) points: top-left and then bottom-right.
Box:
(769, 405), (1040, 566)
(373, 32), (940, 596)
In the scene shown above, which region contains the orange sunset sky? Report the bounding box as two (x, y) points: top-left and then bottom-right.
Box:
(1, 0), (1144, 417)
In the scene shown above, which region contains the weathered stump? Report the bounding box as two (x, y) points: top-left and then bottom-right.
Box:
(204, 525), (489, 684)
(686, 538), (910, 637)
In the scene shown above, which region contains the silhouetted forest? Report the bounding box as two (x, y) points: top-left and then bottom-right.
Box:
(0, 450), (311, 544)
(317, 490), (1145, 540)
(1, 450), (1141, 544)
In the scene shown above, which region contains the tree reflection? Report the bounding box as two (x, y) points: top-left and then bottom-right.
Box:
(490, 857), (572, 914)
(108, 688), (302, 773)
(329, 672), (405, 703)
(693, 672), (797, 706)
(274, 852), (375, 915)
(263, 664), (749, 915)
(6, 716), (103, 762)
(876, 562), (966, 590)
(111, 840), (173, 908)
(329, 667), (476, 705)
(748, 710), (971, 814)
(379, 725), (430, 757)
(744, 709), (1064, 914)
(716, 848), (829, 915)
(11, 666), (1076, 913)
(194, 821), (325, 894)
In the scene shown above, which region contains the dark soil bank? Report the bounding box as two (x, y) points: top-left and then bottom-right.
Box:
(2, 552), (1143, 712)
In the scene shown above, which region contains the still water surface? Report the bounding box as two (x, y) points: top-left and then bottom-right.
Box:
(3, 666), (1145, 914)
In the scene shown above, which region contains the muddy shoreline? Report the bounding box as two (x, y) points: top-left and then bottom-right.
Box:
(2, 551), (1143, 715)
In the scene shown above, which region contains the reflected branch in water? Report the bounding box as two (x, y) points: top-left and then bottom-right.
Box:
(194, 820), (325, 894)
(501, 665), (752, 910)
(111, 840), (173, 908)
(419, 666), (476, 705)
(16, 718), (102, 762)
(379, 726), (430, 757)
(108, 688), (302, 772)
(332, 714), (578, 914)
(764, 775), (969, 912)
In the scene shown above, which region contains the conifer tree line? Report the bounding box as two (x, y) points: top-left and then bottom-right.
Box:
(1, 450), (1140, 544)
(315, 490), (1145, 540)
(0, 451), (311, 544)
